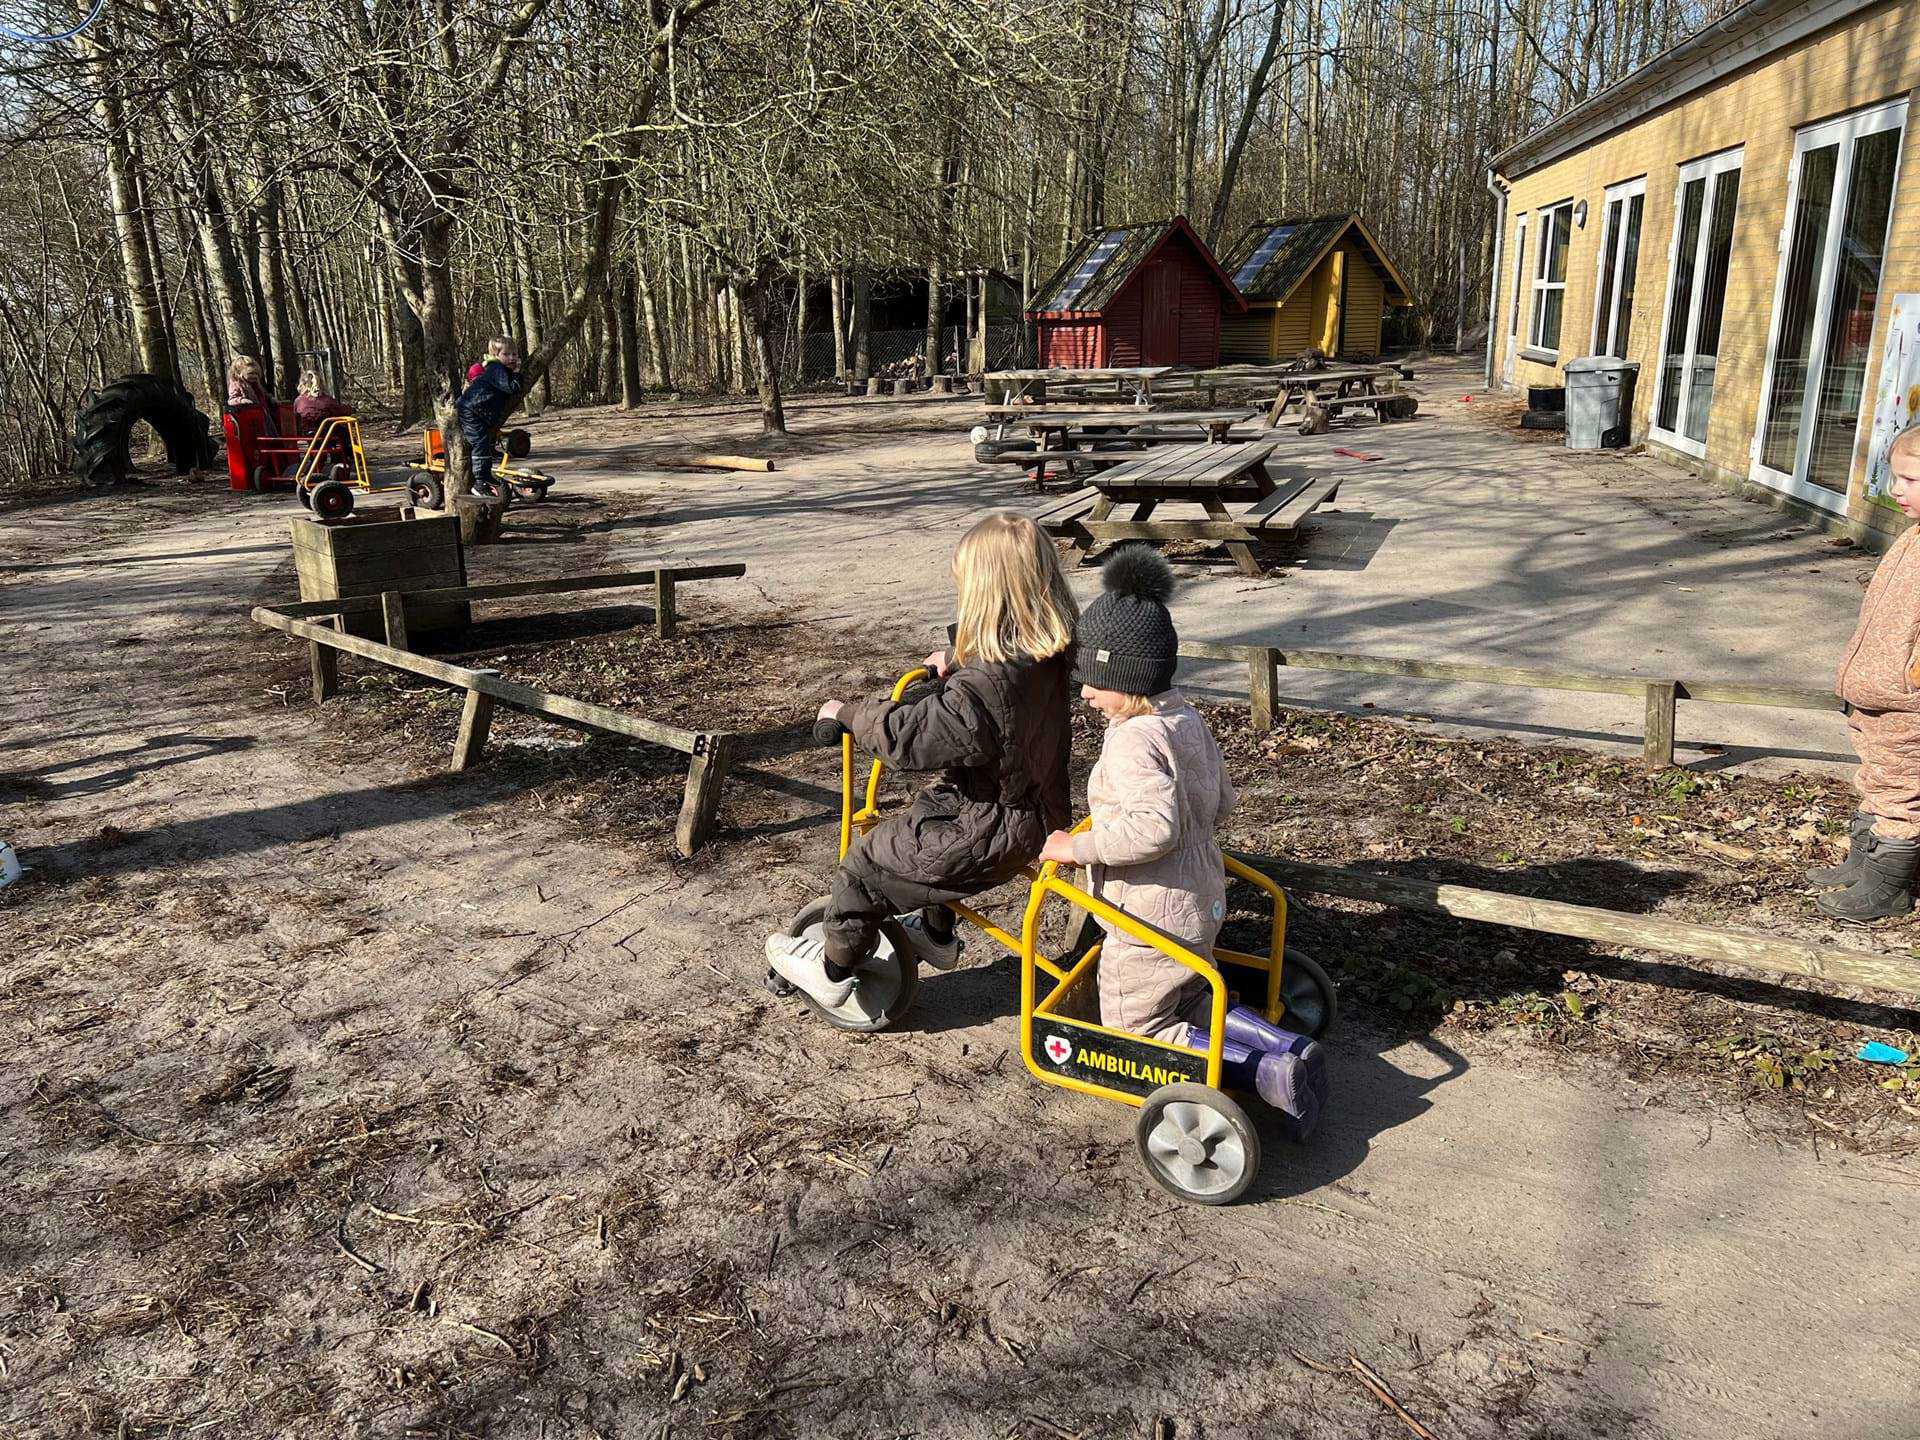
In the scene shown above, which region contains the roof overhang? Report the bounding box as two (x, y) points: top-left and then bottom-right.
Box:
(1492, 0), (1887, 179)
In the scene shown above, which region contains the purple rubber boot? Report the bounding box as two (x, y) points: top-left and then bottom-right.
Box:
(1189, 1014), (1329, 1142)
(1223, 1005), (1315, 1056)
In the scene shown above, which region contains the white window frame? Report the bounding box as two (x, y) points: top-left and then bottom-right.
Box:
(1649, 146), (1745, 460)
(1524, 199), (1574, 359)
(1503, 213), (1527, 384)
(1749, 98), (1909, 513)
(1590, 177), (1647, 358)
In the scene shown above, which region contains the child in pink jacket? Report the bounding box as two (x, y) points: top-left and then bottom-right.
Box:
(1808, 424), (1920, 921)
(1040, 547), (1327, 1137)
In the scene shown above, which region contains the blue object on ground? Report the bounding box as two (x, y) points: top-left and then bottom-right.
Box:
(1856, 1042), (1911, 1065)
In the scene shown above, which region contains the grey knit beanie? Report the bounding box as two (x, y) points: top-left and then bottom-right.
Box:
(1072, 547), (1179, 695)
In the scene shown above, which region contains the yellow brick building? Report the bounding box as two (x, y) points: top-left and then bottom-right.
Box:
(1488, 0), (1920, 542)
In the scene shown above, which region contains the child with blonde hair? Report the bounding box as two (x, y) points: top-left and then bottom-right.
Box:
(767, 512), (1077, 1014)
(1040, 546), (1327, 1137)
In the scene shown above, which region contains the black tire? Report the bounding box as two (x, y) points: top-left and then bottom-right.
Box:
(504, 428), (533, 459)
(1135, 1083), (1261, 1206)
(310, 480), (354, 520)
(407, 474), (445, 511)
(1276, 947), (1338, 1040)
(296, 482), (312, 510)
(472, 474), (513, 509)
(327, 462), (349, 485)
(529, 481), (552, 503)
(767, 897), (918, 1033)
(73, 373), (218, 488)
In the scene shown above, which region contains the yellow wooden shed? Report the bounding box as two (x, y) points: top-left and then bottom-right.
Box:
(1217, 213), (1413, 362)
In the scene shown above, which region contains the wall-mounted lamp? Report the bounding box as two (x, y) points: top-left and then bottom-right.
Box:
(1573, 199), (1589, 229)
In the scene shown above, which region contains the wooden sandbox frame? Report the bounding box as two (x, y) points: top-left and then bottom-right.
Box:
(251, 564), (811, 857)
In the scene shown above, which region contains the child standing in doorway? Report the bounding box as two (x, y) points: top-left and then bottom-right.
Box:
(766, 513), (1077, 1015)
(1809, 424), (1920, 921)
(1039, 547), (1327, 1137)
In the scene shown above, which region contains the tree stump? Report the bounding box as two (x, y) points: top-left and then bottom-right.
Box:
(1299, 404), (1331, 436)
(931, 375), (954, 395)
(866, 376), (884, 396)
(890, 378), (916, 397)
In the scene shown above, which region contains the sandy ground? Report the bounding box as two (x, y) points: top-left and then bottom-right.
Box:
(2, 375), (1917, 1438)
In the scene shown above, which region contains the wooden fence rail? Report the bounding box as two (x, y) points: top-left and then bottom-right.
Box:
(1178, 640), (1844, 768)
(1232, 852), (1920, 1003)
(252, 564), (750, 855)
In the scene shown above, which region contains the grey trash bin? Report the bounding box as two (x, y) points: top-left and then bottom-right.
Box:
(1564, 356), (1639, 450)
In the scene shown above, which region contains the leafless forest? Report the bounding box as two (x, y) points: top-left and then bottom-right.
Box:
(1, 0), (1740, 473)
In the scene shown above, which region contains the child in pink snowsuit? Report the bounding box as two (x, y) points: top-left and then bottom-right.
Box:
(1040, 546), (1328, 1138)
(1809, 425), (1920, 921)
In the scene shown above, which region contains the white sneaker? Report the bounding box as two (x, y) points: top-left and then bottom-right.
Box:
(898, 913), (964, 971)
(765, 930), (855, 1008)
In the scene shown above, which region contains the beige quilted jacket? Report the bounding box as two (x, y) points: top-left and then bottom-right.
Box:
(1837, 528), (1920, 712)
(1068, 693), (1237, 952)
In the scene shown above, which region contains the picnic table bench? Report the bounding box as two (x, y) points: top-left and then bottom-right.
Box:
(1038, 441), (1341, 577)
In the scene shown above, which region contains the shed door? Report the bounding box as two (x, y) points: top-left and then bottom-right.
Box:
(1140, 262), (1181, 364)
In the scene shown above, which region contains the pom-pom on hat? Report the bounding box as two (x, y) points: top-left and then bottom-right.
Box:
(1072, 546), (1180, 696)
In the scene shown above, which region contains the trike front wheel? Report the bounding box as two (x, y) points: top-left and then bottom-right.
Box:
(767, 897), (918, 1033)
(1136, 1082), (1261, 1206)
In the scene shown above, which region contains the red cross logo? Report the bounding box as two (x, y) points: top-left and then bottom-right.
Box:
(1043, 1035), (1072, 1065)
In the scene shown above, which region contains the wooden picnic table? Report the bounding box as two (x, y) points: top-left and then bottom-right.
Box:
(1264, 366), (1410, 430)
(1039, 441), (1342, 578)
(983, 366), (1173, 408)
(979, 408), (1259, 487)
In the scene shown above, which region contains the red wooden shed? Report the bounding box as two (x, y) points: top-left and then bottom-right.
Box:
(1027, 216), (1246, 368)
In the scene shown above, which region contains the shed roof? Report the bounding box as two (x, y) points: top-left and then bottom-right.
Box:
(1219, 213), (1412, 306)
(1029, 216), (1245, 315)
(1491, 0), (1880, 178)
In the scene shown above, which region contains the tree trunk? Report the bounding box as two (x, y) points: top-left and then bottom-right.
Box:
(743, 272), (786, 435)
(829, 268), (847, 382)
(618, 261), (644, 408)
(258, 186), (300, 395)
(638, 261), (672, 391)
(84, 37), (171, 381)
(852, 267), (872, 382)
(512, 220), (548, 413)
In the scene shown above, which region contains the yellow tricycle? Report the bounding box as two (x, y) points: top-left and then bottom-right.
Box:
(773, 665), (1338, 1204)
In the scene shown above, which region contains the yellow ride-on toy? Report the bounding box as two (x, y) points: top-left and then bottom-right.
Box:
(775, 666), (1338, 1205)
(405, 427), (556, 510)
(289, 415), (376, 520)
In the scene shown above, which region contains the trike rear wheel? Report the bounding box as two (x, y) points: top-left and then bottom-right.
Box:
(767, 897), (918, 1033)
(1276, 947), (1338, 1040)
(1136, 1083), (1260, 1206)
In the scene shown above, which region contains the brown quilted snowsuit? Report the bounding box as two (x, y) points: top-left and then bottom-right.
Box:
(823, 656), (1072, 964)
(1835, 528), (1920, 840)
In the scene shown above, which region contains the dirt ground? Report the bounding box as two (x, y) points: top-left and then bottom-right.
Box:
(4, 383), (1919, 1439)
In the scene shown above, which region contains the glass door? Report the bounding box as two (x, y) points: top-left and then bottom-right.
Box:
(1503, 214), (1527, 385)
(1651, 149), (1742, 455)
(1753, 100), (1907, 509)
(1592, 178), (1646, 358)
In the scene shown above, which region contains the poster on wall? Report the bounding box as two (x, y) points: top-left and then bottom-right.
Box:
(1865, 293), (1920, 508)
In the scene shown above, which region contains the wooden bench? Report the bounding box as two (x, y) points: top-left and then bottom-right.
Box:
(1244, 476), (1342, 532)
